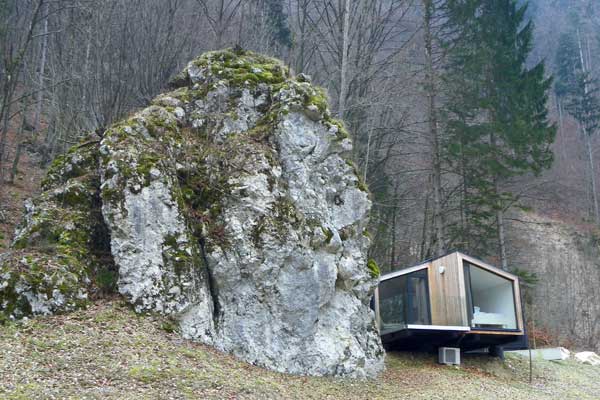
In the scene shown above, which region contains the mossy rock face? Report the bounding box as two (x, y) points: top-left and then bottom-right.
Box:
(1, 136), (108, 321)
(185, 49), (289, 89)
(0, 251), (89, 322)
(1, 49), (381, 378)
(41, 136), (102, 191)
(168, 49), (380, 377)
(98, 85), (214, 327)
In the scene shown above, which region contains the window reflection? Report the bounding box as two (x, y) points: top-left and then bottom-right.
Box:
(379, 269), (431, 334)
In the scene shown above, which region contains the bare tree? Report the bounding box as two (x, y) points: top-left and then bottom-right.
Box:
(31, 0), (48, 132)
(194, 0), (242, 49)
(0, 0), (46, 182)
(422, 0), (445, 256)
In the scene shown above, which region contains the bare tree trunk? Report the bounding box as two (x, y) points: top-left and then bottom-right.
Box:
(577, 28), (587, 75)
(10, 101), (29, 184)
(0, 89), (13, 181)
(338, 0), (350, 119)
(363, 118), (372, 182)
(423, 0), (444, 256)
(390, 186), (398, 269)
(295, 0), (309, 73)
(32, 1), (49, 132)
(556, 98), (572, 173)
(10, 141), (23, 184)
(496, 202), (508, 270)
(458, 138), (470, 251)
(291, 0), (320, 74)
(585, 131), (600, 224)
(216, 0), (225, 48)
(576, 29), (600, 224)
(420, 194), (430, 260)
(489, 130), (507, 270)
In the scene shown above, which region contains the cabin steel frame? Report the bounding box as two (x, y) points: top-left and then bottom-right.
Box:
(373, 251), (525, 351)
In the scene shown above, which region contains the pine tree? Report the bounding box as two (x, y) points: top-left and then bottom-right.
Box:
(264, 0), (292, 48)
(443, 0), (556, 268)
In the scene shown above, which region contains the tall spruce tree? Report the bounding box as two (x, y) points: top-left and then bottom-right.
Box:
(443, 0), (556, 269)
(264, 0), (292, 48)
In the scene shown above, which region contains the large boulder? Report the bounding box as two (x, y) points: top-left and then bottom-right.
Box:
(0, 49), (384, 377)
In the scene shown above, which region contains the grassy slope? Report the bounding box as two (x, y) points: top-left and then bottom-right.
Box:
(0, 300), (597, 400)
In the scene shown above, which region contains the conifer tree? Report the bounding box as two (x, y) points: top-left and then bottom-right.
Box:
(264, 0), (292, 48)
(443, 0), (556, 268)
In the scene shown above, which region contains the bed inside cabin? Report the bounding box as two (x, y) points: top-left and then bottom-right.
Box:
(463, 261), (518, 330)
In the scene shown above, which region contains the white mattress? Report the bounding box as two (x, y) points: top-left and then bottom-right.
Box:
(472, 310), (506, 328)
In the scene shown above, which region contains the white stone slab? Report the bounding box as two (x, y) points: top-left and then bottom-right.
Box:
(508, 347), (570, 361)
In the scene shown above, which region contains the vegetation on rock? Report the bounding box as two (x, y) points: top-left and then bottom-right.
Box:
(1, 134), (114, 322)
(1, 48), (381, 377)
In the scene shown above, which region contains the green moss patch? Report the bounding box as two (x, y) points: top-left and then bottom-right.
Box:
(2, 139), (117, 321)
(41, 135), (101, 191)
(0, 251), (90, 322)
(100, 108), (177, 199)
(367, 259), (380, 278)
(190, 49), (289, 89)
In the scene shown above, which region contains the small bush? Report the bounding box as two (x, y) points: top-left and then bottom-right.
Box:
(95, 267), (118, 294)
(160, 318), (179, 334)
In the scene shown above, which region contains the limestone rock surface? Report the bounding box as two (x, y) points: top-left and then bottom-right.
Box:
(0, 49), (384, 377)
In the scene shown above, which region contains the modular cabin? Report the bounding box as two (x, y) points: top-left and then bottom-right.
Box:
(372, 251), (526, 353)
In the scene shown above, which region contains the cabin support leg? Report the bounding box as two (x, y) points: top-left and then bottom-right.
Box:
(490, 345), (505, 360)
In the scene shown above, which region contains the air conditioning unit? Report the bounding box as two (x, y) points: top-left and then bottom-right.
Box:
(439, 347), (461, 365)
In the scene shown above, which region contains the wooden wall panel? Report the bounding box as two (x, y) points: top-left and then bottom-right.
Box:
(428, 253), (469, 326)
(513, 278), (524, 331)
(381, 251), (523, 332)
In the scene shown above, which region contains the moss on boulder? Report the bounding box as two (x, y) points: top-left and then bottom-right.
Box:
(1, 134), (111, 321)
(0, 251), (89, 322)
(1, 49), (382, 377)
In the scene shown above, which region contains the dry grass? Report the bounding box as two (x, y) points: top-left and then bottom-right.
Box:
(0, 300), (598, 399)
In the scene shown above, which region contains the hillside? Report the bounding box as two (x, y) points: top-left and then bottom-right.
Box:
(506, 211), (600, 352)
(1, 300), (597, 400)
